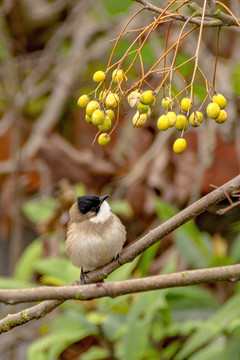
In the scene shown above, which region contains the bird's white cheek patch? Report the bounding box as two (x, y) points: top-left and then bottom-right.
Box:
(90, 201), (111, 224)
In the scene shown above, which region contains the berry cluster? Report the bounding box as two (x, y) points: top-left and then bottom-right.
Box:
(77, 69), (227, 153)
(77, 69), (125, 146)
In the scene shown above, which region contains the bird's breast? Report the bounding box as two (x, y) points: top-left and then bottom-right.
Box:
(65, 214), (126, 271)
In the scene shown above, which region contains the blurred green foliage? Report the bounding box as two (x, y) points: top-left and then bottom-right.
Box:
(1, 194), (240, 359)
(232, 62), (240, 96)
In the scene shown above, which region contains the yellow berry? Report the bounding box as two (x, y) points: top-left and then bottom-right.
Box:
(132, 112), (147, 128)
(207, 102), (220, 119)
(98, 116), (112, 131)
(213, 94), (227, 109)
(93, 71), (106, 83)
(181, 98), (192, 112)
(141, 90), (155, 105)
(215, 110), (227, 124)
(146, 107), (151, 119)
(167, 111), (177, 127)
(105, 93), (119, 108)
(99, 90), (107, 101)
(189, 111), (203, 127)
(162, 97), (172, 110)
(85, 114), (92, 123)
(175, 115), (188, 131)
(137, 102), (149, 114)
(91, 109), (104, 125)
(112, 69), (127, 83)
(157, 115), (170, 131)
(86, 100), (99, 116)
(127, 91), (142, 108)
(98, 133), (111, 146)
(105, 109), (115, 121)
(77, 94), (89, 108)
(173, 138), (187, 154)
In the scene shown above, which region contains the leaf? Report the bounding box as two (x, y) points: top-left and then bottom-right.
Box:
(138, 242), (160, 276)
(219, 338), (240, 360)
(230, 233), (240, 262)
(175, 52), (194, 77)
(109, 199), (134, 217)
(14, 238), (42, 281)
(81, 346), (109, 360)
(176, 293), (240, 359)
(28, 312), (97, 360)
(34, 257), (79, 284)
(232, 62), (240, 96)
(155, 197), (213, 268)
(75, 182), (85, 197)
(189, 336), (226, 360)
(87, 312), (107, 325)
(106, 257), (139, 282)
(140, 42), (157, 66)
(22, 197), (57, 224)
(0, 277), (33, 289)
(193, 83), (207, 101)
(167, 286), (220, 322)
(121, 291), (158, 360)
(101, 0), (132, 16)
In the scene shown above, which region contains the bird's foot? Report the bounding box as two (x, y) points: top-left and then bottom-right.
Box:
(115, 253), (124, 266)
(80, 268), (89, 284)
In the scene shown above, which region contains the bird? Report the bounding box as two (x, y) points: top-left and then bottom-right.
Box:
(65, 195), (126, 282)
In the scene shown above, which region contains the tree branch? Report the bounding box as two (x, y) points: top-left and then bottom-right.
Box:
(1, 264), (240, 306)
(0, 174), (240, 333)
(133, 0), (240, 27)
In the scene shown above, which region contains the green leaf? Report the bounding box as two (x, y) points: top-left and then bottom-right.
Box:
(219, 338), (240, 360)
(28, 311), (97, 360)
(189, 336), (226, 360)
(140, 42), (157, 66)
(102, 312), (129, 341)
(121, 291), (158, 360)
(14, 238), (42, 281)
(138, 242), (159, 276)
(176, 293), (240, 359)
(81, 346), (109, 360)
(193, 83), (207, 101)
(22, 197), (57, 224)
(174, 225), (212, 268)
(86, 311), (107, 325)
(232, 62), (240, 96)
(101, 0), (132, 16)
(111, 39), (138, 67)
(34, 257), (79, 284)
(230, 233), (240, 262)
(175, 52), (194, 77)
(155, 197), (213, 268)
(0, 277), (34, 289)
(167, 286), (220, 322)
(109, 199), (134, 217)
(75, 182), (85, 197)
(106, 257), (139, 282)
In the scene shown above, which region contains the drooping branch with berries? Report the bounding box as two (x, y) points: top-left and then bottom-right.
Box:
(77, 0), (239, 153)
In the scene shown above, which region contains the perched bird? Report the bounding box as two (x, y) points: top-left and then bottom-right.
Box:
(65, 195), (126, 282)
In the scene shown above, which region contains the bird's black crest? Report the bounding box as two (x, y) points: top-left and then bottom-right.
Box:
(77, 196), (101, 214)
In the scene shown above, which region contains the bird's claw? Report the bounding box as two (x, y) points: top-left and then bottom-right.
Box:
(80, 268), (89, 284)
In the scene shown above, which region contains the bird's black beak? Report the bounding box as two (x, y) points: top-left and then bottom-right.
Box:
(100, 195), (109, 204)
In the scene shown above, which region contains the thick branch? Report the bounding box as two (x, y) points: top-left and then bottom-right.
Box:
(0, 264), (240, 306)
(0, 174), (240, 333)
(86, 174), (240, 282)
(133, 0), (240, 27)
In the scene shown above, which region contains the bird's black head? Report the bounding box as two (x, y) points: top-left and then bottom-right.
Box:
(77, 195), (109, 214)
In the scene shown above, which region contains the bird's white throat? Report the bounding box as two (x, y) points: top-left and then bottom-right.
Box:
(90, 201), (111, 223)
